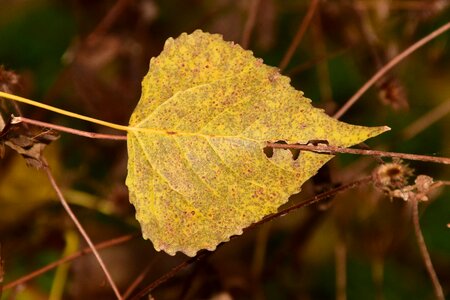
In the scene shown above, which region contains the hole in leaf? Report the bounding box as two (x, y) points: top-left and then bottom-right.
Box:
(264, 141), (301, 161)
(263, 146), (273, 158)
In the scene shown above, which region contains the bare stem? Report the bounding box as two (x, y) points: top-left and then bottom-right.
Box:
(267, 143), (450, 165)
(3, 234), (135, 290)
(279, 0), (320, 71)
(43, 163), (123, 300)
(333, 22), (450, 119)
(87, 0), (132, 43)
(241, 0), (261, 49)
(253, 175), (373, 227)
(335, 239), (347, 300)
(123, 259), (156, 299)
(402, 99), (450, 140)
(13, 116), (127, 140)
(129, 252), (210, 300)
(411, 199), (445, 300)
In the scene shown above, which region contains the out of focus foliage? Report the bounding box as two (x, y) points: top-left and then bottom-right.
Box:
(0, 0), (449, 299)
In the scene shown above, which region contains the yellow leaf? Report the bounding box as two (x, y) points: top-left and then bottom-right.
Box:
(126, 30), (389, 257)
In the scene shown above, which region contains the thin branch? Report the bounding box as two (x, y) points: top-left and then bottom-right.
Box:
(279, 0), (320, 71)
(12, 116), (127, 140)
(267, 143), (450, 165)
(335, 239), (347, 300)
(411, 199), (445, 300)
(123, 258), (157, 299)
(3, 234), (135, 290)
(129, 252), (210, 300)
(241, 0), (261, 49)
(333, 21), (450, 119)
(286, 47), (349, 77)
(402, 99), (450, 140)
(252, 175), (373, 227)
(87, 0), (133, 43)
(43, 163), (123, 300)
(0, 243), (3, 298)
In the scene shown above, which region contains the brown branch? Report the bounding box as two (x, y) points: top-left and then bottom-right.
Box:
(335, 239), (347, 300)
(87, 0), (133, 43)
(3, 234), (135, 290)
(241, 0), (261, 49)
(0, 243), (3, 298)
(43, 163), (123, 299)
(333, 21), (450, 119)
(123, 258), (157, 299)
(13, 116), (127, 140)
(279, 0), (320, 71)
(411, 199), (445, 300)
(267, 143), (450, 165)
(129, 252), (210, 300)
(402, 99), (450, 140)
(252, 175), (373, 227)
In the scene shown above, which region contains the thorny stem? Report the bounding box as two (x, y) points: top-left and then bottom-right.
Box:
(241, 0), (261, 49)
(411, 199), (445, 300)
(13, 116), (128, 140)
(279, 0), (320, 71)
(3, 234), (135, 290)
(44, 163), (123, 300)
(267, 143), (450, 165)
(333, 21), (450, 119)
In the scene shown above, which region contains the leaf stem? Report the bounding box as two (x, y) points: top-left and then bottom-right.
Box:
(0, 91), (130, 132)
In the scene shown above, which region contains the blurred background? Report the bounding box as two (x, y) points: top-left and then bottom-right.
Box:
(0, 0), (449, 299)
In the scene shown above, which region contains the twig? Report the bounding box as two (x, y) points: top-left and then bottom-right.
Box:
(87, 0), (133, 43)
(129, 252), (210, 300)
(43, 163), (123, 300)
(241, 0), (261, 49)
(402, 99), (450, 140)
(411, 199), (445, 300)
(333, 22), (450, 119)
(0, 243), (3, 299)
(12, 116), (127, 140)
(123, 258), (157, 299)
(335, 239), (347, 300)
(286, 48), (349, 77)
(279, 0), (320, 71)
(252, 175), (373, 227)
(266, 143), (450, 165)
(3, 234), (135, 290)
